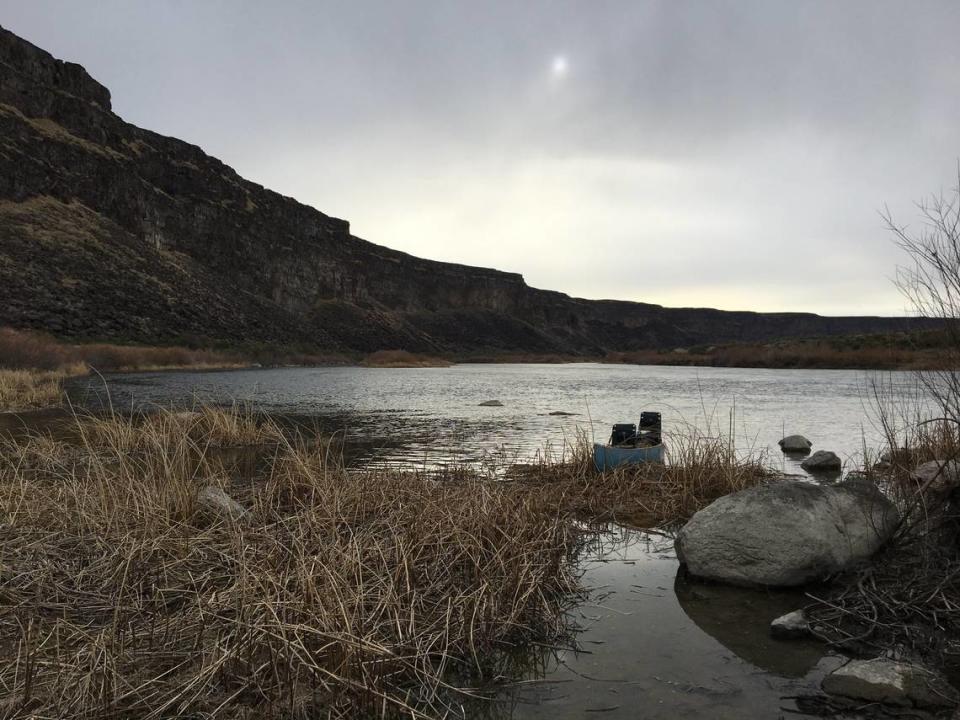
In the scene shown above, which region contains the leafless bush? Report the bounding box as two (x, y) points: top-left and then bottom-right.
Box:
(887, 173), (960, 423)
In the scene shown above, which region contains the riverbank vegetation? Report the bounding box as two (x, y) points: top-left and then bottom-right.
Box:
(361, 349), (453, 368)
(804, 416), (960, 680)
(0, 406), (766, 718)
(510, 426), (769, 527)
(603, 331), (953, 370)
(0, 323), (954, 411)
(451, 330), (954, 370)
(0, 326), (242, 373)
(0, 327), (250, 410)
(0, 367), (82, 409)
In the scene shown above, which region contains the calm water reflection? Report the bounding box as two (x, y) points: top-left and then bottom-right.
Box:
(491, 527), (840, 720)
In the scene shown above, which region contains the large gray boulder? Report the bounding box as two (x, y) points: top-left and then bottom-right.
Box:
(779, 434), (812, 453)
(822, 658), (958, 708)
(675, 479), (899, 587)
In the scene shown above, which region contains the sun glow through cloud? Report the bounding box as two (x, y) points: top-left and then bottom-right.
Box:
(550, 55), (568, 79)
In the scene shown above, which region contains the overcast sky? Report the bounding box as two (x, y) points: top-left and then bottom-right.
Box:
(3, 1), (959, 315)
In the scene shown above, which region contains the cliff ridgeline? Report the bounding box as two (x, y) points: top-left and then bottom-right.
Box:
(0, 27), (926, 355)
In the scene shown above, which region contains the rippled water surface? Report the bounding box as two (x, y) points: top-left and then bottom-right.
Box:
(71, 363), (920, 475)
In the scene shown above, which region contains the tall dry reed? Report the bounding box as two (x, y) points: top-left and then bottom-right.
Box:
(0, 366), (85, 410)
(0, 409), (582, 719)
(510, 427), (770, 528)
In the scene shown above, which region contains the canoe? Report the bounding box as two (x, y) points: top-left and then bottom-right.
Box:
(593, 442), (665, 471)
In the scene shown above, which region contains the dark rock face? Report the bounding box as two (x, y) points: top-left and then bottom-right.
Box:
(0, 26), (935, 353)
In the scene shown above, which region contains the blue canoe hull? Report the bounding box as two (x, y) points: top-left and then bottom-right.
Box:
(593, 442), (665, 471)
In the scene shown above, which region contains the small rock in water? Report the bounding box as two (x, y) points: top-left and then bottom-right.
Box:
(548, 410), (577, 416)
(822, 658), (958, 708)
(770, 610), (810, 639)
(801, 450), (842, 472)
(779, 434), (812, 453)
(197, 486), (250, 523)
(478, 400), (504, 407)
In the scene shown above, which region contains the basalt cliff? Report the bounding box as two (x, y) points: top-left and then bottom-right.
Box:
(0, 27), (928, 355)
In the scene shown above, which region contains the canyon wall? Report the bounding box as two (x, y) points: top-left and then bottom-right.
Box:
(0, 26), (928, 354)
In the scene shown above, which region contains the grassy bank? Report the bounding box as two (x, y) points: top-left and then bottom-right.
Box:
(2, 325), (956, 391)
(510, 427), (768, 527)
(0, 326), (247, 373)
(0, 327), (254, 411)
(0, 407), (766, 718)
(0, 367), (84, 409)
(361, 350), (452, 368)
(467, 332), (954, 370)
(603, 333), (954, 370)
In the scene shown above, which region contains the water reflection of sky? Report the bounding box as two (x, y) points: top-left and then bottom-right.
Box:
(490, 527), (842, 720)
(70, 363), (930, 476)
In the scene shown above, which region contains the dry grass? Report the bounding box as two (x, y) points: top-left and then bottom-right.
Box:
(0, 331), (791, 720)
(0, 327), (248, 410)
(0, 402), (772, 718)
(0, 408), (582, 719)
(0, 327), (242, 373)
(0, 366), (85, 410)
(361, 350), (452, 368)
(509, 427), (771, 528)
(604, 338), (952, 371)
(460, 333), (954, 370)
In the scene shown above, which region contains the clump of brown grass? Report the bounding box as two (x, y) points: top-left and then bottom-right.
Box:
(0, 327), (76, 370)
(0, 366), (85, 410)
(0, 408), (581, 718)
(509, 427), (771, 528)
(362, 350), (452, 368)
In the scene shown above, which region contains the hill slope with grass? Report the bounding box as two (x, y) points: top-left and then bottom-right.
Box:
(0, 26), (934, 354)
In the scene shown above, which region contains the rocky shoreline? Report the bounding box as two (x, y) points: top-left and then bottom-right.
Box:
(675, 432), (960, 716)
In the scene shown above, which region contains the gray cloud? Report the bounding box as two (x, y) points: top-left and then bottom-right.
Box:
(3, 0), (959, 314)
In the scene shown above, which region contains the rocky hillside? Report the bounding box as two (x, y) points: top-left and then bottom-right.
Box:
(0, 26), (931, 354)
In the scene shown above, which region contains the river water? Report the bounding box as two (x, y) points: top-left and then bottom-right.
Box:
(490, 527), (842, 720)
(68, 363), (926, 718)
(71, 363), (922, 476)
